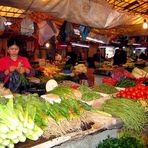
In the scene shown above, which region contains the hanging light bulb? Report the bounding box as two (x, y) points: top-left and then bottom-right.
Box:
(45, 42), (50, 48)
(143, 19), (148, 29)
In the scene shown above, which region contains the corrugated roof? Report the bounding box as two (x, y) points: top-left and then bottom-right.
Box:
(0, 6), (25, 18)
(107, 0), (148, 16)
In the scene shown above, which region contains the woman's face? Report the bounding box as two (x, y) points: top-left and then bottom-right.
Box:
(8, 44), (19, 57)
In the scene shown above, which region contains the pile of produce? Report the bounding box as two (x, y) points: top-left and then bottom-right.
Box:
(37, 65), (60, 77)
(102, 78), (117, 86)
(144, 66), (148, 73)
(135, 77), (148, 84)
(111, 68), (134, 81)
(132, 67), (148, 78)
(0, 83), (12, 97)
(59, 80), (80, 89)
(47, 86), (78, 100)
(0, 97), (43, 148)
(116, 84), (148, 100)
(115, 78), (136, 88)
(78, 85), (101, 101)
(97, 136), (146, 148)
(100, 98), (147, 132)
(93, 83), (118, 94)
(13, 93), (115, 140)
(74, 64), (87, 74)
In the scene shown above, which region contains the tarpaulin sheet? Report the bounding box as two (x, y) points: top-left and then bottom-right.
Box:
(0, 0), (145, 29)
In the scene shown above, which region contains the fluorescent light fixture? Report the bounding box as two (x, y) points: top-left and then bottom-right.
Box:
(86, 37), (105, 44)
(74, 29), (105, 44)
(133, 43), (141, 46)
(4, 21), (12, 26)
(135, 47), (147, 50)
(60, 45), (67, 47)
(71, 43), (89, 48)
(99, 46), (114, 48)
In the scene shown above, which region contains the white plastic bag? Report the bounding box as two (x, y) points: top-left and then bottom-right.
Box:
(38, 21), (55, 45)
(0, 16), (6, 35)
(21, 16), (34, 36)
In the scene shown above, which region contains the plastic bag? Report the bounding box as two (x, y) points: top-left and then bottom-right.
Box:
(0, 16), (6, 35)
(8, 71), (29, 92)
(38, 21), (54, 45)
(21, 17), (34, 36)
(79, 25), (91, 41)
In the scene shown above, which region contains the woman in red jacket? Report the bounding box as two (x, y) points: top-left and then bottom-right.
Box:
(0, 38), (34, 85)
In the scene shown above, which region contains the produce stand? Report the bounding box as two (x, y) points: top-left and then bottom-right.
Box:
(15, 120), (122, 148)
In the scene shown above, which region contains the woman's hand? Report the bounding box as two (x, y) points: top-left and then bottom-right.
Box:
(17, 67), (26, 74)
(25, 68), (30, 74)
(17, 67), (30, 74)
(4, 69), (9, 75)
(9, 66), (17, 72)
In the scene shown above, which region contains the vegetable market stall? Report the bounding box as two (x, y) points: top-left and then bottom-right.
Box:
(0, 78), (148, 147)
(15, 125), (120, 148)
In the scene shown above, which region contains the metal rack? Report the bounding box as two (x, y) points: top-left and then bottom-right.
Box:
(106, 0), (148, 16)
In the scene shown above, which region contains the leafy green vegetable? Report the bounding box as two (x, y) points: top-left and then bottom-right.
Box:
(48, 86), (76, 100)
(100, 98), (147, 131)
(0, 98), (43, 147)
(97, 136), (146, 148)
(93, 83), (118, 94)
(116, 79), (136, 88)
(78, 85), (101, 101)
(0, 97), (9, 105)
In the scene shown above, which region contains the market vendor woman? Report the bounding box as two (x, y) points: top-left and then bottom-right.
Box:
(0, 38), (34, 92)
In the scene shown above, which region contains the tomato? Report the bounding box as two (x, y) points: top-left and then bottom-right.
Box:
(126, 95), (131, 98)
(122, 94), (127, 98)
(132, 92), (136, 96)
(116, 93), (121, 97)
(132, 96), (138, 100)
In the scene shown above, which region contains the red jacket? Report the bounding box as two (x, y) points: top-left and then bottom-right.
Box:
(0, 56), (31, 71)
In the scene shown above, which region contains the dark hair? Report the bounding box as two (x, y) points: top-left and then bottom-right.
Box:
(118, 45), (123, 49)
(97, 49), (100, 52)
(7, 38), (21, 48)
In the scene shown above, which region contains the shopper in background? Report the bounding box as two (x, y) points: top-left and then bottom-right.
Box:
(113, 46), (127, 66)
(87, 57), (95, 87)
(93, 49), (105, 63)
(66, 44), (77, 66)
(55, 51), (62, 62)
(139, 50), (148, 61)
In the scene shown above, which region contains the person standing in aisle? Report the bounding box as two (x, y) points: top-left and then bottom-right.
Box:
(87, 57), (95, 87)
(93, 49), (105, 63)
(113, 46), (127, 66)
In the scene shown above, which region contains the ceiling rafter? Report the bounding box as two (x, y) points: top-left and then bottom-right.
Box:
(106, 0), (148, 17)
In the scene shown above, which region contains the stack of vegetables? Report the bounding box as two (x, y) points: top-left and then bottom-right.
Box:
(132, 67), (148, 78)
(78, 85), (101, 101)
(102, 78), (117, 86)
(100, 98), (147, 132)
(93, 83), (118, 94)
(116, 84), (148, 100)
(9, 93), (114, 140)
(115, 78), (136, 88)
(0, 83), (12, 97)
(73, 64), (87, 74)
(97, 136), (146, 148)
(37, 65), (60, 77)
(0, 96), (43, 148)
